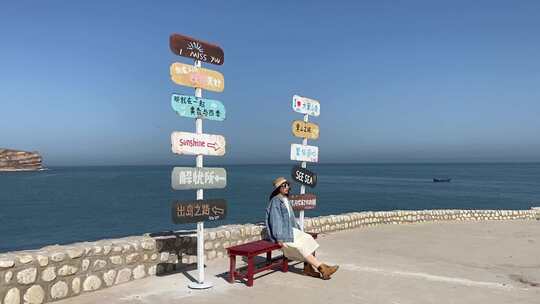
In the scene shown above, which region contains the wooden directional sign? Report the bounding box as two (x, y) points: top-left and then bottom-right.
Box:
(171, 94), (226, 121)
(171, 199), (227, 224)
(169, 33), (224, 65)
(170, 62), (224, 92)
(289, 194), (317, 211)
(290, 144), (319, 163)
(291, 165), (317, 188)
(171, 167), (227, 190)
(291, 120), (319, 140)
(171, 131), (226, 156)
(292, 95), (320, 117)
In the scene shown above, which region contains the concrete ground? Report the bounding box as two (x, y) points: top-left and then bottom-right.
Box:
(57, 221), (540, 304)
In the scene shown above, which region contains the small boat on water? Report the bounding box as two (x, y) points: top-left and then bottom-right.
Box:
(433, 178), (452, 183)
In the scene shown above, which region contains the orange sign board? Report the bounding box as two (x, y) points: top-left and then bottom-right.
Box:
(170, 62), (224, 92)
(291, 120), (319, 140)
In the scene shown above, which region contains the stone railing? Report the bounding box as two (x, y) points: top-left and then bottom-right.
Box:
(1, 207), (539, 303)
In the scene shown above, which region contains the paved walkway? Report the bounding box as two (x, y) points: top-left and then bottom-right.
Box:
(57, 221), (540, 304)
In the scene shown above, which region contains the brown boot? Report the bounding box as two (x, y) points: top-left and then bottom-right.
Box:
(303, 262), (321, 278)
(317, 263), (339, 280)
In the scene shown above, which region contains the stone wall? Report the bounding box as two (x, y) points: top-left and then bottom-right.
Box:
(1, 208), (539, 303)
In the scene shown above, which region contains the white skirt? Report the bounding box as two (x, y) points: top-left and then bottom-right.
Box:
(281, 228), (319, 261)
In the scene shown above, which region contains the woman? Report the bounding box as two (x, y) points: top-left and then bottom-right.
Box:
(265, 176), (339, 280)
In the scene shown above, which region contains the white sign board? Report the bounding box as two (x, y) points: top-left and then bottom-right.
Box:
(290, 144), (319, 163)
(171, 167), (227, 190)
(171, 131), (226, 156)
(292, 95), (320, 117)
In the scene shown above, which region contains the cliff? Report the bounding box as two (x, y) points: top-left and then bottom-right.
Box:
(0, 148), (43, 171)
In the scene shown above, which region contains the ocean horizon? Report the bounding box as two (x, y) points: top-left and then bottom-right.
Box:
(33, 161), (540, 167)
(1, 162), (540, 253)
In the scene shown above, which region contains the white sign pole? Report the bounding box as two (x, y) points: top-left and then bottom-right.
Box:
(189, 59), (213, 289)
(299, 113), (309, 231)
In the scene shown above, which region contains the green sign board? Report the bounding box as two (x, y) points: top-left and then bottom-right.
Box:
(171, 94), (226, 121)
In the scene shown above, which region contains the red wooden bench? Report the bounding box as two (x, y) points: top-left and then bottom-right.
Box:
(227, 232), (318, 287)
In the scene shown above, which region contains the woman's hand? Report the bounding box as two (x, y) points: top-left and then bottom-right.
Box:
(278, 241), (288, 248)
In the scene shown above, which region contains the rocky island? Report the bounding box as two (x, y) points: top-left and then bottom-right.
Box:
(0, 148), (43, 171)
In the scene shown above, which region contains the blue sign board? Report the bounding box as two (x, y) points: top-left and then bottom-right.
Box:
(171, 94), (226, 121)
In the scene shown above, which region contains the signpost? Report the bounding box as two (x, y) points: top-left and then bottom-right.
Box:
(171, 199), (227, 224)
(171, 131), (226, 156)
(171, 167), (227, 190)
(170, 62), (225, 92)
(171, 94), (226, 121)
(290, 143), (319, 163)
(291, 165), (317, 188)
(289, 95), (321, 231)
(169, 33), (226, 290)
(169, 33), (224, 65)
(291, 120), (319, 140)
(289, 194), (317, 211)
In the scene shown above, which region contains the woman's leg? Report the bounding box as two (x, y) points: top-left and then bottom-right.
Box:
(305, 252), (339, 280)
(304, 253), (322, 268)
(302, 253), (322, 278)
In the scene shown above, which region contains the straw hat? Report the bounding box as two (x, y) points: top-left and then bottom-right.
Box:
(272, 177), (288, 189)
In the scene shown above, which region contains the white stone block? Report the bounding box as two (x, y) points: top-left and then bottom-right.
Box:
(110, 256), (123, 265)
(4, 288), (21, 304)
(83, 275), (102, 291)
(103, 270), (116, 287)
(36, 255), (48, 267)
(41, 267), (56, 282)
(66, 248), (84, 259)
(148, 265), (157, 276)
(23, 285), (45, 304)
(82, 259), (90, 272)
(71, 277), (81, 294)
(133, 265), (145, 280)
(103, 245), (112, 255)
(160, 252), (169, 262)
(115, 268), (132, 284)
(17, 255), (33, 264)
(58, 265), (78, 276)
(50, 281), (68, 299)
(51, 252), (65, 263)
(3, 270), (13, 284)
(16, 268), (37, 285)
(0, 258), (15, 268)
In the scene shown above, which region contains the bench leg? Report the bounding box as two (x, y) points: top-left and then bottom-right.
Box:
(229, 255), (236, 283)
(247, 256), (255, 287)
(266, 251), (272, 265)
(281, 257), (288, 272)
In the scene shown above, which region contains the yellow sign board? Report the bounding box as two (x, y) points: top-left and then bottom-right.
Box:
(170, 62), (224, 92)
(291, 120), (319, 140)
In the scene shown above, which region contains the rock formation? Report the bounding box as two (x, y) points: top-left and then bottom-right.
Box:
(0, 148), (43, 171)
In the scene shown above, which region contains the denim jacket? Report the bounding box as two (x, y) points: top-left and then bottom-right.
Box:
(265, 195), (299, 243)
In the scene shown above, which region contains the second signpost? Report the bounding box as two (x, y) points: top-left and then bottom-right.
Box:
(169, 33), (227, 289)
(289, 95), (321, 230)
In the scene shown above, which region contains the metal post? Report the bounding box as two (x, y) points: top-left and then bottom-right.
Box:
(189, 60), (212, 289)
(299, 113), (308, 231)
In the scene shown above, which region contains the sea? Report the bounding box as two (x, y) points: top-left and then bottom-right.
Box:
(1, 163), (540, 253)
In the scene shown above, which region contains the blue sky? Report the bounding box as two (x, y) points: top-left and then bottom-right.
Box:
(1, 1), (539, 165)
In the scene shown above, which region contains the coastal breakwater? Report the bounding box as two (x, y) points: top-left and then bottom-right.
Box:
(1, 208), (539, 304)
(0, 149), (43, 172)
